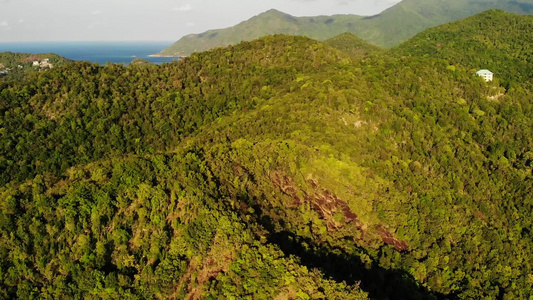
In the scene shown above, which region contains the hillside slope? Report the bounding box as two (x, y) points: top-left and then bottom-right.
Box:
(159, 0), (533, 56)
(324, 32), (383, 58)
(391, 9), (533, 87)
(358, 0), (533, 47)
(1, 14), (532, 300)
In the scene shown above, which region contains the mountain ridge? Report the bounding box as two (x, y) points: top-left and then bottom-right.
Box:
(159, 0), (533, 56)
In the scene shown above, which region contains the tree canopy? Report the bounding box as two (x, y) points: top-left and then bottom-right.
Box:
(0, 11), (532, 299)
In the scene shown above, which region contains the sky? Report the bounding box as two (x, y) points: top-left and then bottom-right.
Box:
(0, 0), (402, 42)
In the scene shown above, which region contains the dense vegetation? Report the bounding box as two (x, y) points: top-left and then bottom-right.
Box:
(324, 33), (383, 59)
(159, 0), (533, 56)
(1, 11), (532, 299)
(392, 9), (533, 88)
(362, 0), (533, 47)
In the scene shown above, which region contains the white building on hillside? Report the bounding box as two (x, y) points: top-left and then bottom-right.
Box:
(476, 69), (494, 82)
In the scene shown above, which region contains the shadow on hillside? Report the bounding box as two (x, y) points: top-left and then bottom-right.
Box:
(261, 217), (455, 300)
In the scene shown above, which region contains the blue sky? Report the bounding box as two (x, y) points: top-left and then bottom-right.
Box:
(0, 0), (402, 42)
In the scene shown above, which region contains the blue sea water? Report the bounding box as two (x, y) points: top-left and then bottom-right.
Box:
(0, 41), (178, 65)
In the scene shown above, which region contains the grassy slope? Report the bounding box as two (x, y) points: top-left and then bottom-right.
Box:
(160, 0), (533, 56)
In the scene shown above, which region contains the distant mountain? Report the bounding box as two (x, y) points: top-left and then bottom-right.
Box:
(392, 9), (533, 86)
(159, 9), (366, 57)
(159, 0), (533, 56)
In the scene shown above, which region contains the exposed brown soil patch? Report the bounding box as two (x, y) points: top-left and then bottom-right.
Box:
(271, 171), (408, 251)
(376, 225), (409, 251)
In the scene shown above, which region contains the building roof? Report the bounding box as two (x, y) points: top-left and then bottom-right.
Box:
(476, 69), (493, 75)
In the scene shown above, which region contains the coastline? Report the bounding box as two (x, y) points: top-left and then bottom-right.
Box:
(0, 42), (179, 65)
(148, 53), (183, 58)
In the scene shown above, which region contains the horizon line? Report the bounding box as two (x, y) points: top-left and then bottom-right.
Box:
(0, 40), (176, 44)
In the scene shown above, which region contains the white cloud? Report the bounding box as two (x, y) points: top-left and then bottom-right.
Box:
(186, 22), (195, 27)
(92, 10), (102, 15)
(88, 22), (106, 29)
(173, 4), (192, 12)
(0, 20), (11, 31)
(18, 19), (24, 23)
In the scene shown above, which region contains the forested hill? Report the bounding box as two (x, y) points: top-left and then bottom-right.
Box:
(324, 33), (383, 58)
(1, 12), (532, 300)
(392, 9), (533, 87)
(158, 0), (533, 56)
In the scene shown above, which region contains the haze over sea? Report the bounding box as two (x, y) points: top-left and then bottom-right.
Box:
(0, 41), (178, 65)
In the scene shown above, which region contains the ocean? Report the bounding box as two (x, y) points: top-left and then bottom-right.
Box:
(0, 41), (179, 65)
